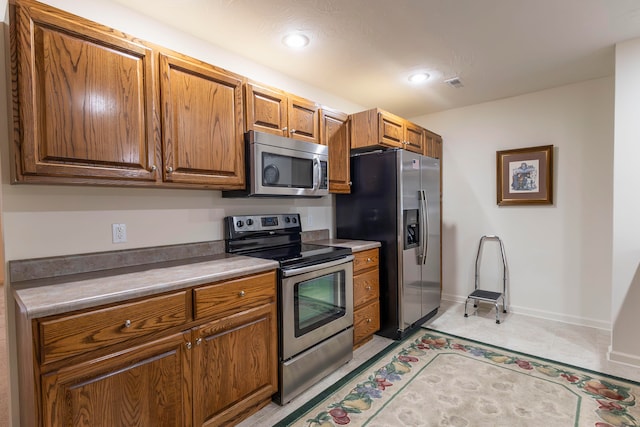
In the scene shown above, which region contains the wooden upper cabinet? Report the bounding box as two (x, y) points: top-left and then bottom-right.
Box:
(11, 0), (160, 184)
(404, 121), (426, 154)
(424, 129), (443, 159)
(159, 53), (245, 188)
(321, 107), (351, 193)
(245, 82), (320, 143)
(244, 82), (288, 136)
(378, 111), (405, 149)
(351, 108), (427, 153)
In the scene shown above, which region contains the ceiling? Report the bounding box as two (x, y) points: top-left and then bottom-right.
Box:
(111, 0), (640, 117)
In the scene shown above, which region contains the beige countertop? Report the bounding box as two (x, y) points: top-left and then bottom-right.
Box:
(12, 238), (380, 320)
(13, 254), (278, 319)
(311, 239), (381, 252)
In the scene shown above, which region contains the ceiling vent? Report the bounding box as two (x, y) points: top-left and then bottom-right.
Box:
(444, 77), (464, 88)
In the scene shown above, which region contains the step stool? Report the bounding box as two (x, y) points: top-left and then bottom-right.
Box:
(464, 235), (508, 324)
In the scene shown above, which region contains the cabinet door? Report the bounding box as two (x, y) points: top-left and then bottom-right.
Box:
(321, 108), (351, 193)
(160, 53), (245, 188)
(12, 1), (160, 183)
(404, 121), (425, 154)
(377, 111), (404, 148)
(245, 83), (288, 136)
(41, 332), (192, 427)
(193, 303), (277, 426)
(288, 95), (320, 143)
(424, 130), (443, 159)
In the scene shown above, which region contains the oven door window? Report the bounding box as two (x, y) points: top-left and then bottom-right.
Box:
(294, 271), (346, 337)
(262, 152), (313, 188)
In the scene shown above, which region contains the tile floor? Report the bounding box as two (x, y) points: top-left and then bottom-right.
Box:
(238, 300), (640, 426)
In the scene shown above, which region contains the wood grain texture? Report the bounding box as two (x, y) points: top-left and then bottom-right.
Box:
(424, 129), (443, 159)
(193, 303), (277, 426)
(160, 52), (245, 188)
(321, 107), (351, 193)
(353, 248), (379, 274)
(404, 120), (425, 154)
(353, 269), (380, 307)
(39, 291), (188, 365)
(378, 111), (404, 148)
(244, 82), (287, 135)
(41, 332), (191, 427)
(353, 300), (380, 346)
(13, 0), (159, 182)
(193, 270), (276, 321)
(287, 94), (319, 143)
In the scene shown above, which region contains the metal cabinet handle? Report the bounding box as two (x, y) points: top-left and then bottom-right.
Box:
(186, 342), (192, 350)
(124, 319), (131, 328)
(166, 166), (173, 173)
(366, 257), (372, 263)
(239, 290), (246, 297)
(282, 127), (288, 132)
(290, 128), (297, 134)
(149, 165), (157, 172)
(195, 338), (202, 346)
(365, 285), (372, 291)
(366, 318), (372, 323)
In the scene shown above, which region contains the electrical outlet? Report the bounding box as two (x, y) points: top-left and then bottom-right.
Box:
(112, 223), (127, 243)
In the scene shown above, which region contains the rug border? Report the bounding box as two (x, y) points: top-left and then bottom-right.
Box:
(272, 337), (407, 427)
(424, 326), (640, 387)
(274, 326), (640, 426)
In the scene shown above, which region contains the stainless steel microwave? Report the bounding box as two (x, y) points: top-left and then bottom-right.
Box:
(223, 131), (328, 197)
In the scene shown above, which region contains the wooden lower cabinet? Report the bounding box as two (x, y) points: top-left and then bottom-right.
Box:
(352, 248), (380, 349)
(23, 271), (278, 427)
(41, 331), (192, 427)
(193, 302), (278, 426)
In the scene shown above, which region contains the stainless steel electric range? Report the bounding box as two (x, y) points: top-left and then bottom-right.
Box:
(224, 213), (354, 404)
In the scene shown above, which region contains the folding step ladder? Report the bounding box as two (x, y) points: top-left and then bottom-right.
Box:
(464, 235), (508, 324)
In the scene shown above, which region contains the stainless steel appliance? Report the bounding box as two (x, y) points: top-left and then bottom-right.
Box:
(336, 149), (441, 339)
(224, 214), (353, 404)
(223, 131), (329, 197)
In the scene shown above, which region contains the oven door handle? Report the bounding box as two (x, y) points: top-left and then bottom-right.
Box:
(281, 255), (354, 277)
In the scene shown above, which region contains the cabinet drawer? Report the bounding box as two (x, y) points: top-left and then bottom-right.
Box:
(353, 300), (380, 345)
(353, 269), (379, 307)
(353, 248), (379, 274)
(39, 291), (189, 365)
(193, 271), (277, 320)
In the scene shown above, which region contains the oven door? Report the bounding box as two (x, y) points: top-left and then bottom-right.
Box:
(251, 137), (328, 197)
(280, 256), (354, 360)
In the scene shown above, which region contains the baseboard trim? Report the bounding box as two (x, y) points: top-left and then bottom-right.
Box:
(608, 347), (640, 367)
(441, 294), (611, 330)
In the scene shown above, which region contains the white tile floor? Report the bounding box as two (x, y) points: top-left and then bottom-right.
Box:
(238, 300), (640, 426)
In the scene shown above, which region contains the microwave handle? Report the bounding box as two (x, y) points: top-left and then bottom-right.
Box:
(313, 157), (321, 190)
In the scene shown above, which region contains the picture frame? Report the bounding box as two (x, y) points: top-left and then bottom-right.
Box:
(496, 145), (553, 206)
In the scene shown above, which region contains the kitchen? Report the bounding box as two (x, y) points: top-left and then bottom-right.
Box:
(1, 0), (640, 426)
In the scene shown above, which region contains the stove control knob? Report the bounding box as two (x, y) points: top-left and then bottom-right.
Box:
(292, 217), (297, 224)
(236, 220), (244, 228)
(246, 219), (254, 226)
(285, 217), (290, 223)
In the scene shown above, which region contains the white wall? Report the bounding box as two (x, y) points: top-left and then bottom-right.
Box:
(610, 38), (640, 366)
(0, 0), (364, 263)
(413, 77), (614, 329)
(0, 2), (364, 424)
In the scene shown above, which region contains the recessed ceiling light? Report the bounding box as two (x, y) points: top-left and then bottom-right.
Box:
(408, 72), (430, 83)
(282, 33), (310, 49)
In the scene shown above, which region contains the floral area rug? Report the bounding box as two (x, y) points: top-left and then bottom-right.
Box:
(275, 328), (639, 427)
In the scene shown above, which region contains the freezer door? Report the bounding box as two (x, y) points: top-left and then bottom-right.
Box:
(400, 150), (424, 330)
(420, 156), (441, 317)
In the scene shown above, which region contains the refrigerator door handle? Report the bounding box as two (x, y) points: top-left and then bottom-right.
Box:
(420, 189), (429, 265)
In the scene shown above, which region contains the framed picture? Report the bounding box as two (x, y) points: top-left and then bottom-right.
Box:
(496, 145), (553, 206)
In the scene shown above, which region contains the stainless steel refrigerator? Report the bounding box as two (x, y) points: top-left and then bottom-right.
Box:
(336, 149), (440, 339)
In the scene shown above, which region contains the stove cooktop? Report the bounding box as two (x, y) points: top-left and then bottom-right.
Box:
(243, 243), (352, 269)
